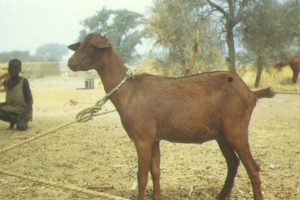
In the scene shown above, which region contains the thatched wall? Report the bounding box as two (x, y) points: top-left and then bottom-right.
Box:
(0, 67), (8, 91)
(23, 62), (60, 77)
(0, 62), (61, 79)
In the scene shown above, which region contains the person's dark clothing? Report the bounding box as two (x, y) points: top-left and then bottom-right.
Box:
(0, 77), (33, 130)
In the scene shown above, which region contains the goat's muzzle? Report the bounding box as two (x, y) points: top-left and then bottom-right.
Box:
(68, 57), (81, 71)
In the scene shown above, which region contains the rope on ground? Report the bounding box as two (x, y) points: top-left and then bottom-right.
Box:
(0, 169), (129, 200)
(0, 70), (134, 199)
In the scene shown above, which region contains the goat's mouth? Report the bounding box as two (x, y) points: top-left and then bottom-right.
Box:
(68, 63), (81, 71)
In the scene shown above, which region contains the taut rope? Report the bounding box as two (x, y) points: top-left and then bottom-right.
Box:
(0, 110), (116, 155)
(0, 69), (136, 200)
(76, 69), (135, 122)
(0, 69), (135, 154)
(0, 120), (76, 154)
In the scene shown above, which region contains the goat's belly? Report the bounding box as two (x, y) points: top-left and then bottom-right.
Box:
(160, 128), (219, 144)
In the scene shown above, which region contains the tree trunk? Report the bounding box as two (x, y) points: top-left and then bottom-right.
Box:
(255, 55), (263, 88)
(226, 21), (236, 73)
(185, 30), (200, 76)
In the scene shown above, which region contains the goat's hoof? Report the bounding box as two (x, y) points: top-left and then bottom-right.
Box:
(217, 194), (230, 200)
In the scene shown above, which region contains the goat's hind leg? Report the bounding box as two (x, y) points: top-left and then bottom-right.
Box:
(226, 132), (263, 200)
(217, 139), (240, 200)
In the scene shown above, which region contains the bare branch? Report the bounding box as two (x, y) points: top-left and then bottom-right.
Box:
(235, 0), (252, 24)
(206, 0), (228, 17)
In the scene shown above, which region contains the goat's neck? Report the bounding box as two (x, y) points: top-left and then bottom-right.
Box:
(96, 51), (128, 96)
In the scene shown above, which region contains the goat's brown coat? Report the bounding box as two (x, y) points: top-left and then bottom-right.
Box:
(68, 33), (274, 200)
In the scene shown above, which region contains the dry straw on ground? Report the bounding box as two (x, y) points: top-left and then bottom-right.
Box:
(0, 68), (299, 200)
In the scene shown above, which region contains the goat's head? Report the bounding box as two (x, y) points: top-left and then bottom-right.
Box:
(67, 33), (111, 71)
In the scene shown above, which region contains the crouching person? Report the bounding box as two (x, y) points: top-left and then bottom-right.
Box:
(0, 59), (33, 131)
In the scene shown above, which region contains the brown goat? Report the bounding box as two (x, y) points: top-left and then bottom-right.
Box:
(275, 54), (300, 83)
(68, 33), (274, 200)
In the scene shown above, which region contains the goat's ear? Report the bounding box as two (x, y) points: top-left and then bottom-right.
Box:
(90, 38), (110, 49)
(68, 42), (81, 51)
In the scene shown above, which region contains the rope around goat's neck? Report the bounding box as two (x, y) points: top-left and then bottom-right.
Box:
(76, 69), (135, 123)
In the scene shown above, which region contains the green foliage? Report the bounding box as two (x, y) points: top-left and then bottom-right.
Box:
(144, 0), (224, 75)
(80, 8), (144, 64)
(206, 0), (253, 73)
(240, 0), (300, 87)
(242, 0), (300, 61)
(242, 1), (278, 55)
(35, 43), (68, 62)
(277, 1), (300, 56)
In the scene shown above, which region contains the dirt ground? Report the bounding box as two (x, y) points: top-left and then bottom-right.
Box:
(0, 75), (299, 200)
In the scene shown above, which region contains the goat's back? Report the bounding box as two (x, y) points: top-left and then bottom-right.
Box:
(125, 71), (256, 108)
(115, 71), (257, 143)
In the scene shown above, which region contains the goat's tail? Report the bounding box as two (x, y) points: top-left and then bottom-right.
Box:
(254, 87), (275, 99)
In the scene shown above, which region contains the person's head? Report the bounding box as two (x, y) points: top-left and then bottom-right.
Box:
(8, 59), (22, 78)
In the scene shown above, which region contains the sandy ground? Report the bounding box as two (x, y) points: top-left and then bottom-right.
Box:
(0, 76), (299, 200)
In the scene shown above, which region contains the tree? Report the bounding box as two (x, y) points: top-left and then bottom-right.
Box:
(145, 0), (224, 75)
(80, 8), (144, 64)
(241, 0), (300, 87)
(276, 0), (300, 56)
(0, 51), (31, 63)
(35, 43), (68, 62)
(206, 0), (252, 73)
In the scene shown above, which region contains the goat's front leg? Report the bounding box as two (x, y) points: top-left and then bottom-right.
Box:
(135, 142), (152, 200)
(150, 141), (161, 200)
